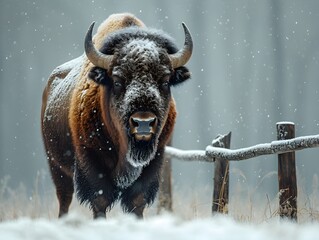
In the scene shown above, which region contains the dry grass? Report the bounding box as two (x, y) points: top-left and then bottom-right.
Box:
(1, 170), (319, 223)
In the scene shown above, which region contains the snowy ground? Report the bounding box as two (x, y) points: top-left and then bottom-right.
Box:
(1, 212), (319, 240)
(2, 175), (319, 239)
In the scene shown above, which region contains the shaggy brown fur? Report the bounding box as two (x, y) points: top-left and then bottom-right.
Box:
(41, 13), (191, 219)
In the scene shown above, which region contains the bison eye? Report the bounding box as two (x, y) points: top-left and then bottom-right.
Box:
(114, 82), (123, 88)
(162, 82), (169, 88)
(112, 76), (125, 95)
(160, 81), (170, 93)
(160, 75), (171, 93)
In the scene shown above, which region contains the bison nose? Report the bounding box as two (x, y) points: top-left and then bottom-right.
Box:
(129, 112), (157, 141)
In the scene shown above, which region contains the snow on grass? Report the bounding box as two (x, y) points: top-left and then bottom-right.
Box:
(1, 212), (319, 240)
(2, 175), (319, 239)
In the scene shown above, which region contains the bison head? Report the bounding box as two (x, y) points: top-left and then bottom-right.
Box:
(84, 22), (193, 168)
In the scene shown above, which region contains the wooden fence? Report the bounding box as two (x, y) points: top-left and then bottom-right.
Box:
(160, 122), (319, 221)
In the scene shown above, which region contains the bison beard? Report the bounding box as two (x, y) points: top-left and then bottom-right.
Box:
(127, 136), (158, 168)
(41, 13), (193, 219)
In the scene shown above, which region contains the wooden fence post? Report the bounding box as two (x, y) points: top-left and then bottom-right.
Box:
(277, 122), (297, 221)
(158, 140), (173, 213)
(212, 132), (231, 214)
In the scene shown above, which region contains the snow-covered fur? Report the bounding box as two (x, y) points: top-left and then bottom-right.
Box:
(41, 13), (191, 219)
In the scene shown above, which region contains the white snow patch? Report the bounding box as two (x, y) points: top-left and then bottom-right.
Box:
(44, 54), (85, 122)
(122, 80), (163, 112)
(276, 121), (295, 125)
(165, 146), (207, 161)
(51, 54), (85, 77)
(125, 39), (160, 62)
(1, 213), (319, 240)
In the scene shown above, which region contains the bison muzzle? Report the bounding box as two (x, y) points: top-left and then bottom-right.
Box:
(41, 13), (193, 219)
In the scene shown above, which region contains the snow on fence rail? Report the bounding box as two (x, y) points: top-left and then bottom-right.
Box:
(165, 134), (319, 162)
(160, 122), (319, 221)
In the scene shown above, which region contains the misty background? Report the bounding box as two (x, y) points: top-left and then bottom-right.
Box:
(1, 0), (319, 206)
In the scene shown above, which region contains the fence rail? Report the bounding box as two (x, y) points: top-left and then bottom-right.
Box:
(160, 122), (319, 221)
(165, 134), (319, 162)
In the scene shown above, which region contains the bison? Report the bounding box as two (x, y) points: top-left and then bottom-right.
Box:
(41, 13), (193, 218)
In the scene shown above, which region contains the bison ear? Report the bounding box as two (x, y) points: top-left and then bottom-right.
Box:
(88, 67), (110, 85)
(170, 66), (191, 86)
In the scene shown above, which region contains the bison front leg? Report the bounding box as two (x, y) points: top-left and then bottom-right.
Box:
(91, 195), (109, 219)
(74, 149), (119, 219)
(75, 164), (117, 219)
(121, 150), (163, 218)
(121, 180), (159, 218)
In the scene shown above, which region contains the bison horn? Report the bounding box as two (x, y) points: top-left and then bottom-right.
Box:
(169, 23), (193, 69)
(84, 22), (113, 69)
